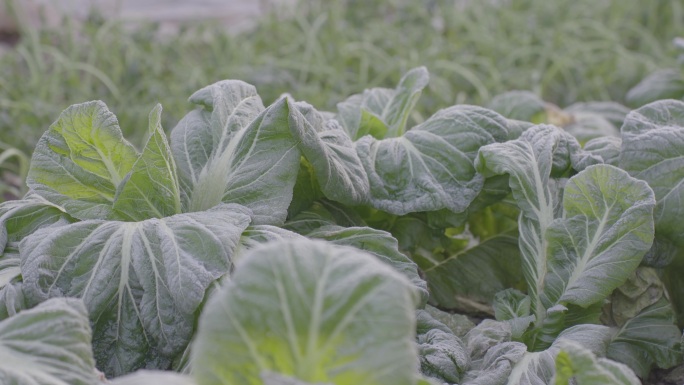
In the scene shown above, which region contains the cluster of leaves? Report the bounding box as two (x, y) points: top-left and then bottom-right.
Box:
(0, 68), (683, 385)
(625, 37), (684, 107)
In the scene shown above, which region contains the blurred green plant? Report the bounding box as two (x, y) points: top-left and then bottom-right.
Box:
(0, 141), (28, 200)
(0, 0), (681, 161)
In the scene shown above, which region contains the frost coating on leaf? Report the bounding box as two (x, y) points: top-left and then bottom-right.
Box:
(27, 101), (139, 220)
(20, 204), (252, 377)
(357, 105), (509, 215)
(0, 298), (100, 385)
(619, 99), (684, 263)
(193, 239), (420, 385)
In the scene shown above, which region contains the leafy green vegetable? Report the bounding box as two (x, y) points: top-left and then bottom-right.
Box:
(26, 101), (139, 220)
(0, 298), (101, 385)
(555, 340), (640, 385)
(112, 104), (181, 221)
(20, 204), (252, 376)
(192, 239), (419, 385)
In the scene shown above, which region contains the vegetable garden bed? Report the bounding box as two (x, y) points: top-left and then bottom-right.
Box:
(0, 67), (682, 384)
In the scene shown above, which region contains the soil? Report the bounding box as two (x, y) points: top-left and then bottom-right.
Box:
(647, 365), (684, 385)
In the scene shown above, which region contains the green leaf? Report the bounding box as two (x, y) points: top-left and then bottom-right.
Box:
(493, 289), (535, 339)
(583, 137), (621, 166)
(0, 298), (101, 385)
(335, 67), (429, 139)
(476, 125), (568, 323)
(357, 105), (509, 215)
(0, 192), (71, 253)
(109, 370), (197, 385)
(192, 239), (420, 385)
(424, 234), (523, 314)
(27, 101), (139, 219)
(20, 204), (252, 377)
(542, 165), (655, 308)
(290, 102), (370, 206)
(507, 325), (614, 385)
(171, 81), (300, 225)
(619, 99), (684, 265)
(626, 69), (684, 107)
(112, 104), (182, 221)
(607, 298), (682, 378)
(555, 341), (640, 385)
(304, 225), (428, 306)
(418, 327), (469, 383)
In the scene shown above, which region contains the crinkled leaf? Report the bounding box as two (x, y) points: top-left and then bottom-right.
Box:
(27, 101), (139, 220)
(335, 67), (429, 139)
(583, 136), (621, 166)
(171, 81), (300, 225)
(424, 234), (522, 313)
(0, 193), (71, 253)
(493, 289), (535, 339)
(507, 325), (613, 385)
(555, 340), (640, 385)
(0, 298), (100, 385)
(462, 342), (528, 385)
(304, 225), (428, 306)
(626, 69), (684, 107)
(111, 104), (182, 221)
(171, 80), (264, 196)
(424, 305), (475, 338)
(619, 99), (684, 264)
(20, 204), (252, 377)
(607, 298), (682, 378)
(541, 165), (655, 308)
(476, 125), (570, 323)
(418, 328), (469, 383)
(0, 282), (26, 321)
(602, 267), (665, 327)
(290, 102), (370, 206)
(357, 105), (509, 215)
(192, 239), (419, 385)
(110, 370), (197, 385)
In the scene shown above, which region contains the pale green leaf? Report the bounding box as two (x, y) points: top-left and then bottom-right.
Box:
(0, 298), (101, 385)
(357, 105), (508, 215)
(290, 102), (370, 206)
(171, 81), (301, 225)
(555, 341), (640, 385)
(304, 225), (428, 306)
(583, 137), (621, 166)
(112, 104), (182, 221)
(192, 239), (420, 385)
(20, 204), (252, 377)
(542, 165), (655, 308)
(607, 298), (682, 378)
(26, 101), (139, 220)
(619, 99), (684, 263)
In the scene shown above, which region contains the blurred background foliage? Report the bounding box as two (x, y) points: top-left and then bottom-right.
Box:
(0, 0), (682, 200)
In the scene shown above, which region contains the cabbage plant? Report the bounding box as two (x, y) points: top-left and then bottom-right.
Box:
(0, 68), (681, 385)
